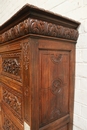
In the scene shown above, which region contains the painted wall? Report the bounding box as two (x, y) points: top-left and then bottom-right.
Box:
(0, 0), (87, 130)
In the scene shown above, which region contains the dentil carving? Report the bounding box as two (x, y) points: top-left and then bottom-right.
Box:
(0, 18), (79, 44)
(3, 88), (21, 115)
(2, 58), (20, 76)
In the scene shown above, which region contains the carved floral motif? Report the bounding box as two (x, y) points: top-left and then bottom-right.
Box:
(22, 42), (30, 70)
(3, 88), (21, 115)
(2, 58), (20, 76)
(3, 114), (19, 130)
(51, 79), (63, 95)
(50, 108), (61, 120)
(51, 54), (62, 64)
(0, 18), (79, 44)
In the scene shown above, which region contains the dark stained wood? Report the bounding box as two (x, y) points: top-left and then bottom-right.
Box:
(0, 4), (80, 130)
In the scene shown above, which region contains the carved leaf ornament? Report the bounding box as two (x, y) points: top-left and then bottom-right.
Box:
(0, 18), (78, 43)
(51, 54), (62, 64)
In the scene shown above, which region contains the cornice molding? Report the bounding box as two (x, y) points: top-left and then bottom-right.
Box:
(0, 18), (79, 43)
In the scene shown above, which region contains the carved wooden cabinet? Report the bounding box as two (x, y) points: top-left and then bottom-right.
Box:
(0, 4), (80, 130)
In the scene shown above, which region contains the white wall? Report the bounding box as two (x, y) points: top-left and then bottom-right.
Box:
(0, 0), (87, 130)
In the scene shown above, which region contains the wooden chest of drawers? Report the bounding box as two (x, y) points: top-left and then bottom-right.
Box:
(0, 4), (80, 130)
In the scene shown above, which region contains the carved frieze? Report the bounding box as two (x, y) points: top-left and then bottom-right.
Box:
(3, 114), (19, 130)
(2, 58), (20, 76)
(3, 88), (22, 116)
(0, 18), (79, 44)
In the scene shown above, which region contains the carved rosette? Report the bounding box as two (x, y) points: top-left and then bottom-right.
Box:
(0, 18), (79, 44)
(50, 79), (64, 121)
(3, 114), (19, 130)
(3, 88), (22, 116)
(51, 79), (63, 95)
(50, 108), (61, 120)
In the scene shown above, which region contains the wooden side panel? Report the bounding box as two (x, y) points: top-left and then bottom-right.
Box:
(2, 84), (23, 121)
(39, 50), (70, 127)
(2, 105), (23, 130)
(0, 40), (24, 130)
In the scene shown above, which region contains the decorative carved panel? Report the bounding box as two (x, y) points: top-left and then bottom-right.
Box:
(1, 52), (22, 82)
(2, 58), (20, 75)
(3, 113), (19, 130)
(2, 85), (22, 120)
(39, 50), (69, 127)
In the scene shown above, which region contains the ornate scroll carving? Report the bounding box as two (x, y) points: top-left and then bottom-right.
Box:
(0, 18), (79, 44)
(3, 114), (19, 130)
(22, 42), (30, 70)
(22, 41), (30, 123)
(50, 78), (65, 121)
(51, 79), (63, 95)
(1, 52), (22, 82)
(51, 54), (62, 64)
(2, 58), (20, 76)
(3, 88), (22, 115)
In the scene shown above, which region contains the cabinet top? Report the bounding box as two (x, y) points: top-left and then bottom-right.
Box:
(0, 4), (80, 43)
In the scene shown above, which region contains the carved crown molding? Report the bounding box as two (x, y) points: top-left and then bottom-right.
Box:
(0, 18), (79, 43)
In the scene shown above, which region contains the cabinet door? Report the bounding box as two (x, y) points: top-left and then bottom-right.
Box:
(39, 50), (69, 125)
(38, 39), (75, 130)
